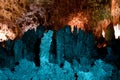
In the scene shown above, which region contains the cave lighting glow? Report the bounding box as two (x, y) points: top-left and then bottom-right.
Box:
(101, 24), (120, 39)
(68, 17), (84, 31)
(114, 24), (120, 39)
(68, 13), (88, 32)
(0, 23), (16, 42)
(102, 30), (105, 38)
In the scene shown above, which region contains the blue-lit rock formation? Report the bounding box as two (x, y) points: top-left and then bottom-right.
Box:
(0, 25), (120, 80)
(13, 39), (23, 63)
(56, 26), (96, 64)
(40, 30), (53, 64)
(0, 59), (115, 80)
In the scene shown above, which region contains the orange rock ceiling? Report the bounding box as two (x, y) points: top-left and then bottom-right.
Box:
(0, 0), (120, 42)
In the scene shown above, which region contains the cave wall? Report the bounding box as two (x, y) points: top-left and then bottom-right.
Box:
(0, 0), (120, 41)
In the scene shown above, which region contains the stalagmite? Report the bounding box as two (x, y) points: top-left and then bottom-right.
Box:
(40, 30), (53, 64)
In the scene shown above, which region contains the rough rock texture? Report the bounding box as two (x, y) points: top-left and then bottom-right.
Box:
(56, 26), (96, 63)
(111, 0), (120, 25)
(0, 0), (26, 21)
(13, 39), (23, 63)
(0, 22), (18, 42)
(0, 0), (120, 41)
(0, 59), (115, 80)
(0, 26), (45, 68)
(40, 30), (53, 63)
(0, 0), (49, 41)
(0, 26), (120, 79)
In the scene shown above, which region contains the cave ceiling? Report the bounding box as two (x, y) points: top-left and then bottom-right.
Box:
(0, 0), (120, 41)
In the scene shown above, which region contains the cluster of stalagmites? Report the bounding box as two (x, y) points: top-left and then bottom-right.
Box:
(0, 25), (120, 80)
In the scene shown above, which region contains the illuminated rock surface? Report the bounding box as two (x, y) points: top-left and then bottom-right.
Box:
(0, 0), (120, 41)
(0, 26), (120, 79)
(40, 30), (53, 63)
(0, 0), (120, 80)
